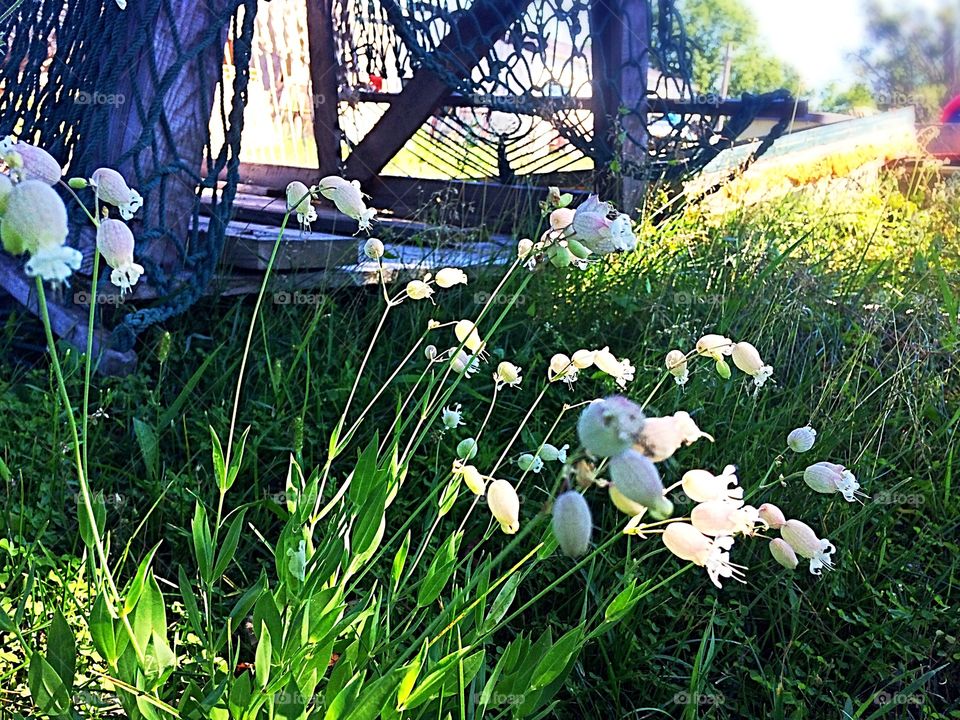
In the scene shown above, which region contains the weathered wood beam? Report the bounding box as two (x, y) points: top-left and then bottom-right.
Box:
(343, 0), (534, 183)
(0, 254), (137, 375)
(305, 0), (344, 175)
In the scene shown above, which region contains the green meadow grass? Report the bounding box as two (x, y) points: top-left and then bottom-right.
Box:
(0, 170), (958, 718)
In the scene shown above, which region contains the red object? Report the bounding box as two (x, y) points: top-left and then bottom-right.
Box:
(940, 94), (960, 123)
(369, 75), (383, 92)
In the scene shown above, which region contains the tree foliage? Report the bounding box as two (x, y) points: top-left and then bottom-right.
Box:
(677, 0), (801, 96)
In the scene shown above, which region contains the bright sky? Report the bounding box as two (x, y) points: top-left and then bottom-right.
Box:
(742, 0), (946, 91)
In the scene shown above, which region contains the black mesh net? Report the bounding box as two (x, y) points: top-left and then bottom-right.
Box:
(0, 0), (257, 350)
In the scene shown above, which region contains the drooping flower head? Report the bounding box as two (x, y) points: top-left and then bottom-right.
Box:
(780, 519), (836, 575)
(552, 490), (592, 558)
(1, 180), (80, 283)
(449, 349), (480, 378)
(486, 479), (520, 534)
(665, 349), (689, 386)
(691, 501), (762, 537)
(452, 460), (486, 496)
(662, 522), (745, 588)
(681, 465), (742, 504)
(435, 267), (467, 288)
(454, 319), (485, 354)
(363, 238), (385, 259)
(608, 449), (673, 519)
(517, 453), (544, 473)
(695, 334), (734, 361)
(285, 180), (317, 231)
(768, 538), (799, 570)
(441, 403), (464, 430)
(634, 411), (713, 462)
(1, 137), (62, 185)
(570, 195), (637, 254)
(593, 347), (635, 389)
(577, 395), (645, 458)
(96, 219), (144, 295)
(803, 462), (864, 502)
(731, 342), (773, 388)
(757, 503), (787, 529)
(405, 279), (434, 301)
(91, 168), (143, 220)
(548, 353), (578, 387)
(538, 443), (568, 463)
(317, 175), (376, 231)
(494, 361), (522, 388)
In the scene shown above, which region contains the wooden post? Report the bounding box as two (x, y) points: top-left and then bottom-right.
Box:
(305, 0), (343, 176)
(590, 0), (649, 212)
(83, 0), (237, 272)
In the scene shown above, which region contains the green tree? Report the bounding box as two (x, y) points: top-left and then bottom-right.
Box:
(677, 0), (802, 96)
(817, 81), (876, 113)
(852, 0), (957, 121)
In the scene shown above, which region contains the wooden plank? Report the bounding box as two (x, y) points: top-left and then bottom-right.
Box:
(0, 253), (137, 376)
(919, 123), (960, 160)
(305, 0), (343, 174)
(343, 0), (534, 182)
(220, 225), (358, 271)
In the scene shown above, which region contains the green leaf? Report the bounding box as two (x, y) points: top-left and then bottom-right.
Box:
(213, 509), (247, 578)
(224, 426), (250, 492)
(342, 668), (402, 720)
(396, 641), (428, 708)
(255, 622), (272, 689)
(123, 542), (161, 616)
(89, 592), (118, 664)
(530, 628), (583, 690)
(28, 652), (71, 715)
(391, 532), (410, 593)
(77, 491), (106, 549)
(46, 610), (76, 689)
(191, 503), (213, 584)
(482, 573), (521, 634)
(210, 427), (226, 490)
(133, 417), (160, 481)
(437, 475), (461, 518)
(177, 567), (204, 638)
(603, 581), (639, 623)
(416, 531), (462, 607)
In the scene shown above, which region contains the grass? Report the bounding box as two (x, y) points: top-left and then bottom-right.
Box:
(0, 168), (958, 718)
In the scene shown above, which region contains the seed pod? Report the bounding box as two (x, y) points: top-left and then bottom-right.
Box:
(552, 491), (592, 558)
(577, 396), (645, 458)
(768, 538), (798, 569)
(608, 449), (672, 519)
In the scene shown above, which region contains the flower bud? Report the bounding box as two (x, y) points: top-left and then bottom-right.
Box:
(456, 438), (478, 460)
(571, 349), (595, 369)
(363, 238), (385, 259)
(731, 342), (773, 387)
(787, 426), (816, 453)
(565, 238), (592, 260)
(695, 334), (734, 361)
(3, 138), (61, 184)
(552, 491), (592, 557)
(92, 167), (143, 220)
(608, 449), (673, 519)
(768, 538), (799, 569)
(435, 267), (467, 288)
(487, 479), (520, 534)
(424, 344), (438, 361)
(548, 244), (572, 268)
(517, 237), (533, 257)
(665, 350), (687, 376)
(757, 503), (786, 529)
(517, 453), (543, 473)
(67, 177), (88, 189)
(577, 396), (645, 458)
(634, 411), (713, 462)
(538, 443), (567, 463)
(454, 319), (484, 353)
(549, 207), (575, 230)
(495, 361), (522, 387)
(453, 461), (486, 496)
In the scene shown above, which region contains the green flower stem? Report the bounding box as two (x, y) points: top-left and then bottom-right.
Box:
(34, 277), (145, 666)
(81, 250), (100, 483)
